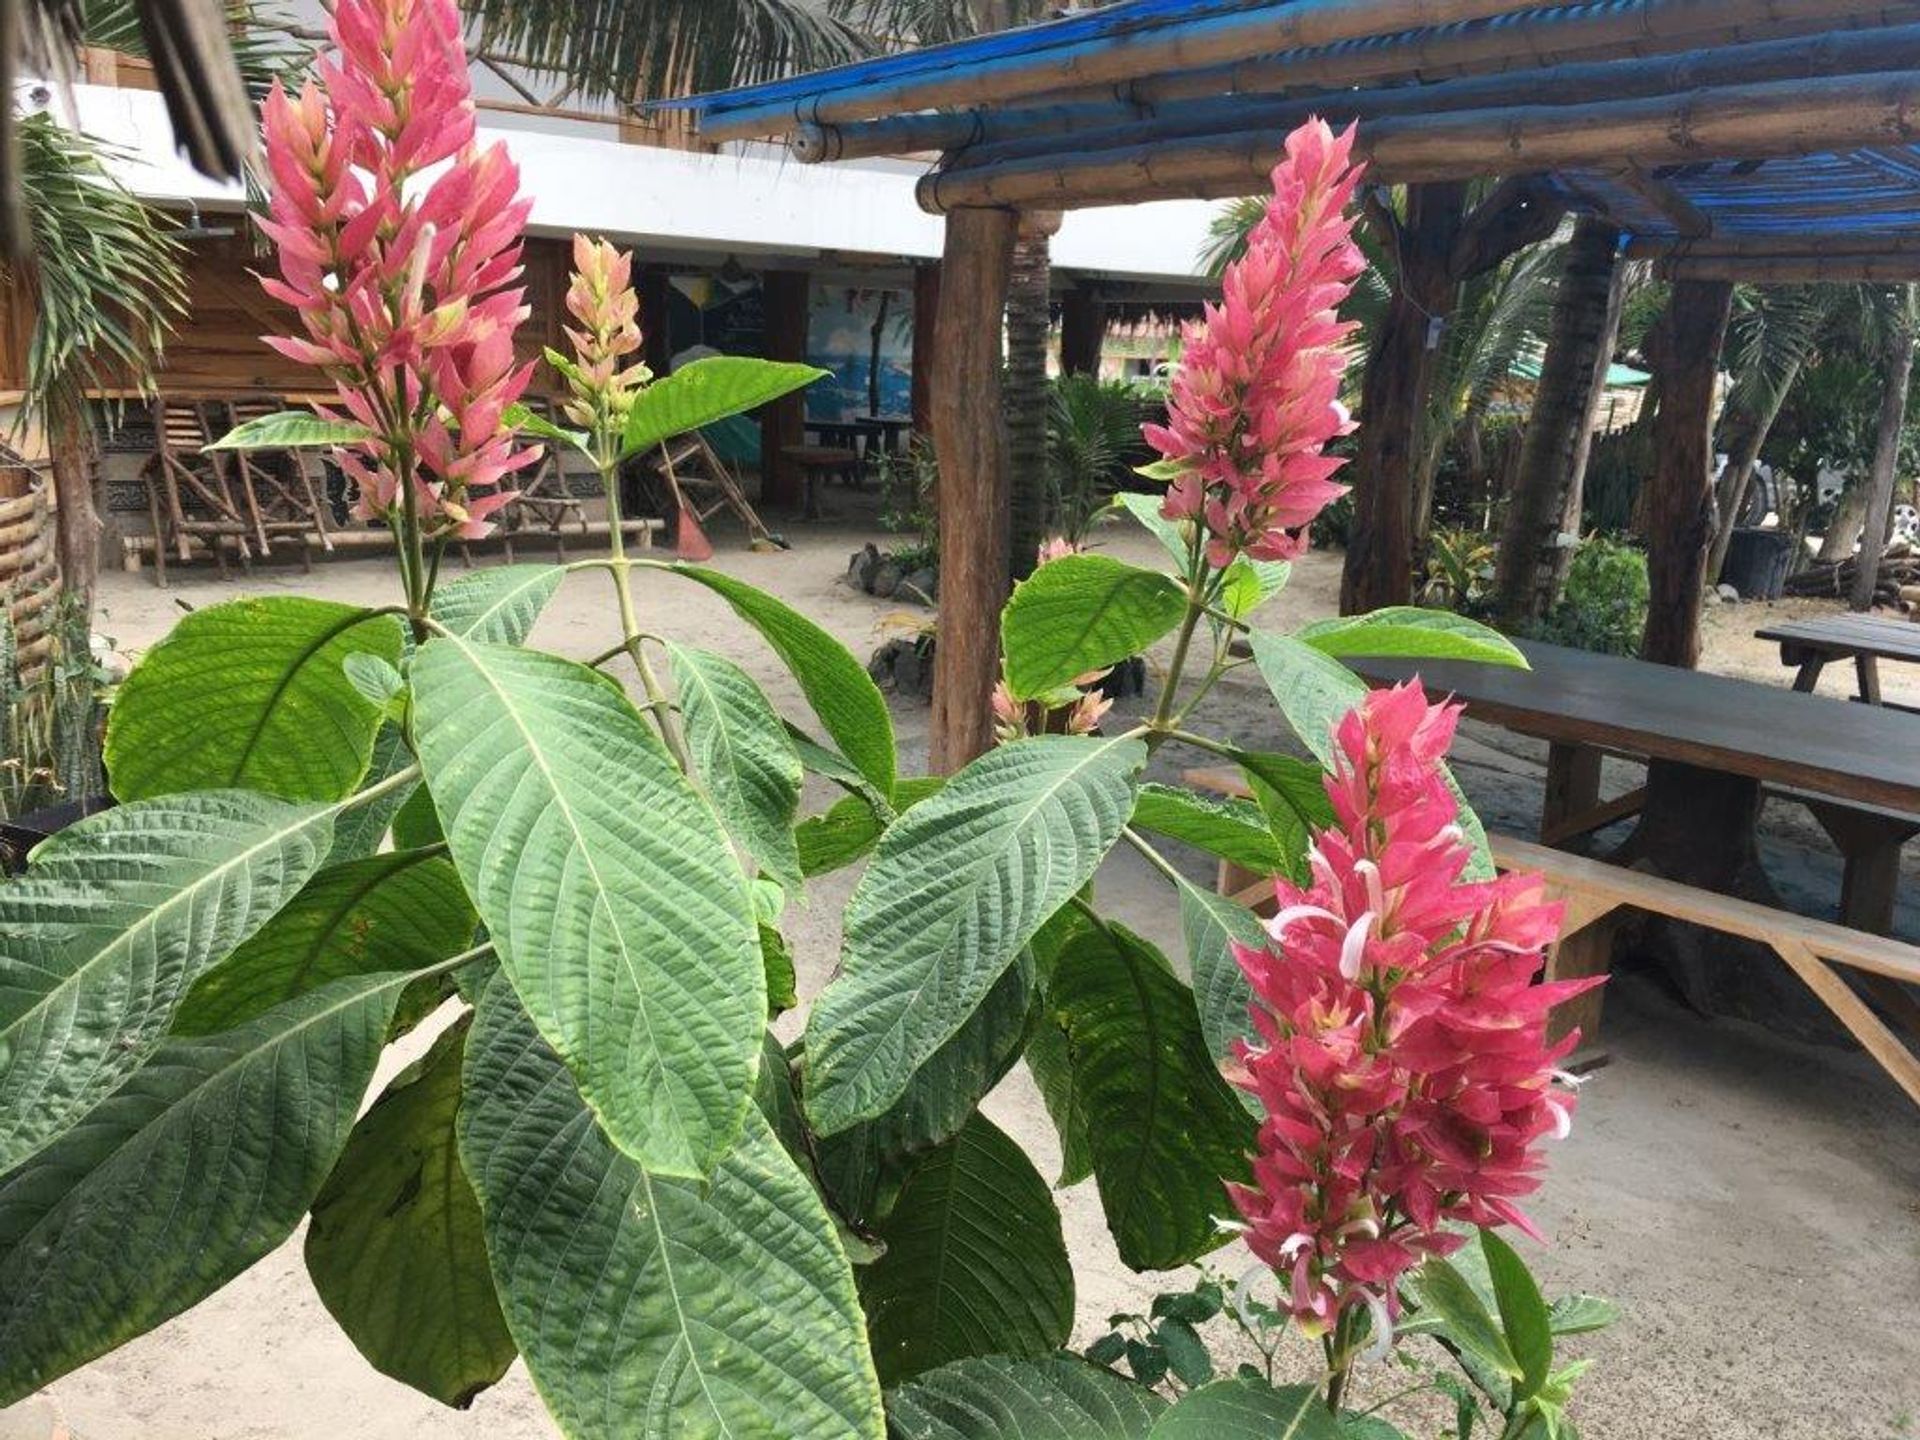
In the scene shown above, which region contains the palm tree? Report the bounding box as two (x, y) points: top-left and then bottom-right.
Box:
(5, 111), (186, 606)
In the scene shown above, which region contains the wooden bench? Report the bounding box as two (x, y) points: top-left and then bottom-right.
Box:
(1187, 767), (1920, 1107)
(782, 445), (860, 519)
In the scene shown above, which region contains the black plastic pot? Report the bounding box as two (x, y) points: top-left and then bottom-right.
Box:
(1718, 527), (1795, 600)
(1, 794), (114, 874)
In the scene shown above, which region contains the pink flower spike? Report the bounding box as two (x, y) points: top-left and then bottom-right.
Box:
(1231, 680), (1596, 1333)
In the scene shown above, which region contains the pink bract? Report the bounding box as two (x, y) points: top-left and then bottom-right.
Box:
(259, 0), (537, 539)
(1144, 117), (1365, 568)
(1228, 681), (1600, 1332)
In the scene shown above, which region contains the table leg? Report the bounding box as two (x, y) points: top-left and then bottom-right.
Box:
(1541, 742), (1603, 843)
(1801, 800), (1917, 936)
(1855, 654), (1883, 706)
(1782, 643), (1826, 692)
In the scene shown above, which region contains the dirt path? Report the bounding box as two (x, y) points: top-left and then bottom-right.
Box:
(11, 520), (1916, 1440)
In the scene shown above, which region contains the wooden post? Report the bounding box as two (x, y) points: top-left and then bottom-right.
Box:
(929, 207), (1018, 774)
(1494, 216), (1625, 628)
(760, 269), (810, 510)
(910, 262), (941, 441)
(1060, 285), (1105, 376)
(1341, 181), (1465, 615)
(1640, 278), (1733, 668)
(1850, 284), (1917, 612)
(1006, 211), (1059, 579)
(639, 266), (673, 377)
(48, 405), (98, 614)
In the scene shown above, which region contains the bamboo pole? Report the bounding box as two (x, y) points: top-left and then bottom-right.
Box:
(1664, 254), (1920, 282)
(813, 21), (1920, 171)
(917, 69), (1920, 212)
(1629, 231), (1920, 259)
(697, 0), (1570, 143)
(708, 0), (1920, 144)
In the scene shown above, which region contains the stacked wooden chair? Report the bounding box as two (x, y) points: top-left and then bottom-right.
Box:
(499, 395), (589, 562)
(215, 396), (334, 564)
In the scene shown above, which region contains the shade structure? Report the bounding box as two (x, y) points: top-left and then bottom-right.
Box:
(659, 0), (1920, 271)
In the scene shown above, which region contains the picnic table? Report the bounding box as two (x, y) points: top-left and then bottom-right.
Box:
(1344, 638), (1920, 1041)
(1756, 611), (1920, 705)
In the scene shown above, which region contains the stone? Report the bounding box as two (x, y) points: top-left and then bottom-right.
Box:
(1715, 583), (1741, 603)
(870, 561), (902, 599)
(899, 567), (938, 605)
(848, 543), (882, 592)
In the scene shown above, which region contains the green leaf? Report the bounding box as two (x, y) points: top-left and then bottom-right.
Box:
(1147, 1379), (1338, 1438)
(412, 634), (761, 1179)
(173, 848), (476, 1036)
(860, 1112), (1073, 1386)
(806, 736), (1145, 1135)
(502, 400), (589, 454)
(1406, 1256), (1522, 1382)
(1001, 554), (1187, 699)
(1296, 607), (1528, 668)
(430, 563), (565, 645)
(814, 954), (1035, 1221)
(1232, 749), (1332, 883)
(204, 409), (370, 450)
(305, 1018), (515, 1408)
(327, 723), (415, 862)
(1131, 783), (1289, 872)
(1481, 1229), (1555, 1402)
(0, 971), (410, 1405)
(668, 642), (805, 889)
(1113, 492), (1190, 570)
(1246, 630), (1367, 769)
(459, 974), (885, 1439)
(1339, 1418), (1414, 1439)
(888, 1354), (1167, 1439)
(1174, 871), (1267, 1093)
(391, 782), (446, 851)
(1547, 1294), (1619, 1337)
(796, 776), (944, 878)
(1049, 921), (1255, 1271)
(1024, 1009), (1093, 1187)
(1219, 557), (1289, 619)
(1155, 1318), (1214, 1387)
(673, 565), (896, 798)
(105, 597), (404, 803)
(0, 791), (334, 1173)
(762, 923), (799, 1017)
(620, 355), (828, 458)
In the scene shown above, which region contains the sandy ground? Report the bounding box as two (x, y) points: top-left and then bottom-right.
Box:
(7, 508), (1920, 1440)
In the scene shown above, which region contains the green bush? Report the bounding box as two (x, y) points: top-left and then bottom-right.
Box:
(1531, 536), (1649, 656)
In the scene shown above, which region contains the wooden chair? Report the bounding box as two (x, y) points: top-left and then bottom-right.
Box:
(501, 396), (588, 562)
(211, 396), (333, 570)
(139, 398), (254, 584)
(634, 432), (776, 548)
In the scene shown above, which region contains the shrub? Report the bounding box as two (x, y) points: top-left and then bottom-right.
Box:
(1533, 536), (1650, 656)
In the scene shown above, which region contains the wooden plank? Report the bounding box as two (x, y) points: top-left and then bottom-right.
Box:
(1345, 640), (1920, 815)
(1771, 940), (1920, 1107)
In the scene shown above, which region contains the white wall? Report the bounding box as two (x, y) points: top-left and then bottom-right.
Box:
(54, 83), (1220, 287)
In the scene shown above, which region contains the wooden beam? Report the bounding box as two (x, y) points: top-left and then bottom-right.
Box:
(1341, 182), (1465, 617)
(1629, 229), (1920, 260)
(1611, 161), (1714, 238)
(910, 260), (939, 439)
(760, 270), (809, 511)
(1663, 253), (1920, 282)
(904, 22), (1920, 175)
(1640, 277), (1734, 669)
(917, 69), (1920, 212)
(928, 207), (1017, 775)
(698, 0), (1564, 143)
(1059, 286), (1105, 376)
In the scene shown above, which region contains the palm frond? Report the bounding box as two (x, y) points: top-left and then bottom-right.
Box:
(6, 112), (187, 428)
(830, 0), (977, 48)
(1723, 283), (1842, 415)
(469, 0), (870, 104)
(82, 0), (310, 95)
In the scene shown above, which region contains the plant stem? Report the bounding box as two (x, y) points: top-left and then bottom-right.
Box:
(333, 761), (422, 813)
(1325, 1307), (1357, 1414)
(1120, 826), (1184, 887)
(597, 450), (693, 773)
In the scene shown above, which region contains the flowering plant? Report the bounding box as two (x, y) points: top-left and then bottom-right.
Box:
(0, 74), (1608, 1440)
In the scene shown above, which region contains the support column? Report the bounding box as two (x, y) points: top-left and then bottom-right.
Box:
(760, 269), (809, 510)
(1494, 216), (1625, 628)
(1006, 210), (1060, 579)
(1060, 285), (1105, 376)
(639, 266), (673, 377)
(1850, 283), (1917, 612)
(910, 261), (940, 441)
(1340, 181), (1466, 616)
(1640, 278), (1734, 668)
(929, 207), (1018, 775)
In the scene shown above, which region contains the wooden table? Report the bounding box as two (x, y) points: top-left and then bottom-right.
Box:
(1756, 612), (1920, 705)
(1344, 639), (1920, 934)
(854, 414), (913, 457)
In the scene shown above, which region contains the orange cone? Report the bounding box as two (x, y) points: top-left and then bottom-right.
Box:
(673, 500), (715, 561)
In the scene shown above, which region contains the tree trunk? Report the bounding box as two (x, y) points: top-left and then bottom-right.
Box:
(911, 262), (940, 441)
(929, 207), (1018, 775)
(760, 269), (810, 510)
(1493, 216), (1624, 628)
(1705, 364), (1799, 585)
(49, 404), (98, 615)
(1341, 181), (1466, 615)
(1849, 284), (1918, 612)
(1640, 279), (1734, 668)
(867, 290), (891, 417)
(1005, 210), (1059, 579)
(1060, 286), (1105, 376)
(1818, 481), (1871, 564)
